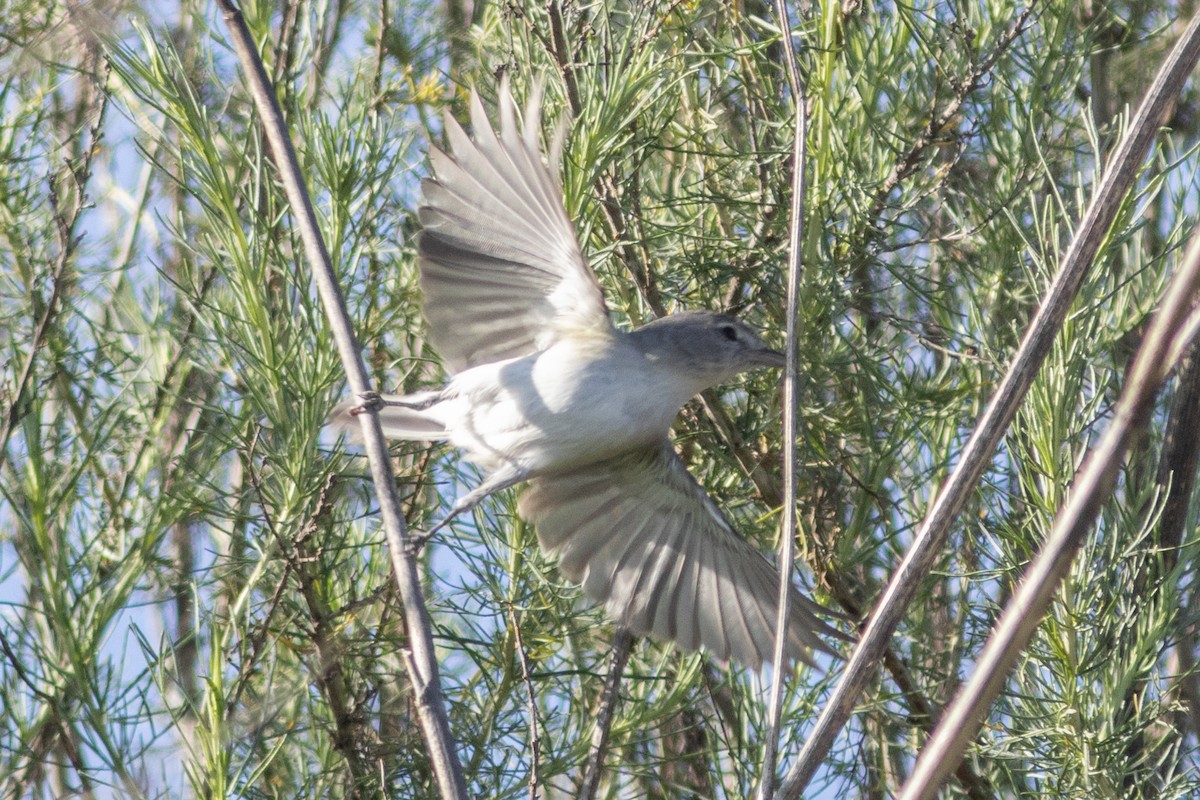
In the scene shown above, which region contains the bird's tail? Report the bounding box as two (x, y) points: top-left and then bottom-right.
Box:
(328, 391), (448, 441)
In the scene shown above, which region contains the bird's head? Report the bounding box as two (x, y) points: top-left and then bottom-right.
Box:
(630, 310), (785, 393)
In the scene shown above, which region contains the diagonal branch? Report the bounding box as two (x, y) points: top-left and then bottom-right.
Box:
(213, 3), (467, 798)
(779, 8), (1200, 797)
(578, 629), (634, 800)
(897, 190), (1200, 800)
(507, 606), (542, 800)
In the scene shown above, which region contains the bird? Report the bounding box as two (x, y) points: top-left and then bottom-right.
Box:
(331, 81), (846, 669)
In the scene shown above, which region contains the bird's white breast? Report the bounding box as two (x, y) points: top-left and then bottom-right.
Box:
(441, 335), (688, 475)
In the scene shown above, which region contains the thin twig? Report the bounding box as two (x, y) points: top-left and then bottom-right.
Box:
(0, 76), (109, 457)
(1153, 343), (1200, 562)
(778, 8), (1200, 797)
(760, 2), (807, 799)
(1120, 338), (1200, 790)
(212, 3), (467, 798)
(223, 564), (294, 719)
(578, 629), (633, 800)
(0, 198), (71, 455)
(508, 607), (542, 800)
(865, 6), (1037, 228)
(897, 199), (1200, 800)
(0, 42), (108, 798)
(851, 6), (1037, 333)
(245, 442), (379, 787)
(373, 0), (388, 104)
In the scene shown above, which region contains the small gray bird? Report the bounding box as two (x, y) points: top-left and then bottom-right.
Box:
(333, 83), (844, 669)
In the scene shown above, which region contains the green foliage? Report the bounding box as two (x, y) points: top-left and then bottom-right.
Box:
(2, 0), (1199, 798)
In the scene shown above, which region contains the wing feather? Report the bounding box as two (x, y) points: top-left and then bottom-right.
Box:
(419, 83), (611, 372)
(650, 522), (692, 641)
(700, 530), (732, 663)
(519, 441), (846, 669)
(623, 516), (688, 633)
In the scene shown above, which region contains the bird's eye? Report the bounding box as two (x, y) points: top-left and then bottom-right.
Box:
(718, 324), (739, 342)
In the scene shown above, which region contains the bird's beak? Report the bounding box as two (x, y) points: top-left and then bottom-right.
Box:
(754, 347), (787, 369)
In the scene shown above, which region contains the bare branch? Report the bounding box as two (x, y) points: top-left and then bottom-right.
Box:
(760, 1), (808, 797)
(508, 607), (542, 800)
(578, 629), (633, 800)
(212, 3), (467, 797)
(897, 191), (1200, 800)
(779, 8), (1200, 796)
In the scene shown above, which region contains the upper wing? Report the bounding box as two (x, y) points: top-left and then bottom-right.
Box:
(418, 83), (612, 373)
(518, 441), (847, 669)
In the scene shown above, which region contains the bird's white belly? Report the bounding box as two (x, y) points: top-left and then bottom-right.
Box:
(442, 339), (681, 474)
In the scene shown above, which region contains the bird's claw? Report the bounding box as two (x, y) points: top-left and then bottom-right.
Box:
(405, 529), (432, 556)
(349, 391), (383, 416)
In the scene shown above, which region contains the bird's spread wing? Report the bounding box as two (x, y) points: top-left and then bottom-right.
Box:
(418, 83), (612, 373)
(518, 441), (846, 669)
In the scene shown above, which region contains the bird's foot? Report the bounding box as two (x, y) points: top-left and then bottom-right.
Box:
(403, 510), (458, 556)
(348, 391), (442, 416)
(348, 391), (383, 416)
(401, 465), (532, 556)
(405, 529), (433, 556)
